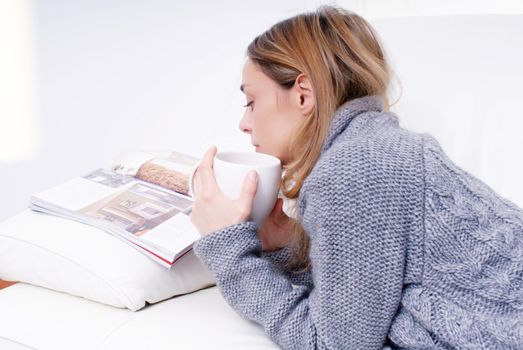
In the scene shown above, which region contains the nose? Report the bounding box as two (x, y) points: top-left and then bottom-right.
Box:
(239, 112), (252, 135)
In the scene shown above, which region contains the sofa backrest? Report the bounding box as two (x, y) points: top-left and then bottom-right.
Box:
(372, 15), (523, 207)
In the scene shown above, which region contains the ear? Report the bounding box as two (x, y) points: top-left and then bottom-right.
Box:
(291, 73), (315, 117)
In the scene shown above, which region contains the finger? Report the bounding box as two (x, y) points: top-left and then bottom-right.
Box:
(200, 146), (217, 168)
(198, 146), (218, 190)
(275, 198), (287, 217)
(269, 198), (283, 216)
(193, 167), (216, 201)
(192, 166), (205, 199)
(239, 170), (258, 213)
(274, 198), (291, 225)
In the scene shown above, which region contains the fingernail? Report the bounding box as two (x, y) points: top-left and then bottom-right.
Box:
(249, 171), (258, 181)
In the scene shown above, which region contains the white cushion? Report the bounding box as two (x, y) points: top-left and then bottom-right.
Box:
(0, 210), (215, 311)
(0, 283), (278, 350)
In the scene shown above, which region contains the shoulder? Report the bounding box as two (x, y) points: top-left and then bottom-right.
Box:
(302, 112), (425, 198)
(297, 113), (427, 237)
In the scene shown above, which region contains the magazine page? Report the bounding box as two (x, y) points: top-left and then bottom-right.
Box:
(32, 169), (135, 212)
(31, 168), (200, 268)
(79, 176), (198, 258)
(111, 150), (199, 196)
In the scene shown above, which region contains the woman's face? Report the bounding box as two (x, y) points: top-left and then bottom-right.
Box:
(239, 58), (314, 165)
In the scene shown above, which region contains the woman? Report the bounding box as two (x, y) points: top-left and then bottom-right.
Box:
(190, 5), (523, 349)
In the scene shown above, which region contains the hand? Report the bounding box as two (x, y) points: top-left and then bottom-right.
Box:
(258, 198), (293, 252)
(189, 146), (258, 236)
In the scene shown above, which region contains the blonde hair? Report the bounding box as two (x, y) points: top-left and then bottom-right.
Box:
(246, 5), (392, 272)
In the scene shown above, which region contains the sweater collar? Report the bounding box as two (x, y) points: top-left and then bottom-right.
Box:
(322, 95), (385, 152)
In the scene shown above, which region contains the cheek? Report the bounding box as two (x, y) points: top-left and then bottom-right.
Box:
(250, 104), (272, 138)
(254, 115), (294, 155)
(252, 117), (272, 143)
(249, 100), (297, 155)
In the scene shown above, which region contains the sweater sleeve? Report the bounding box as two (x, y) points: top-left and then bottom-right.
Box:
(193, 147), (411, 349)
(193, 223), (319, 349)
(261, 246), (313, 288)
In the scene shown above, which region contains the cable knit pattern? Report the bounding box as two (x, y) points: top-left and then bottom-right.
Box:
(193, 95), (523, 349)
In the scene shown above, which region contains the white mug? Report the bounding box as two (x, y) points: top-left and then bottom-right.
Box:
(190, 151), (282, 226)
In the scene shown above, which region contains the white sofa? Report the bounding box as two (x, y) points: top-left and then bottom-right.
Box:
(0, 283), (277, 350)
(1, 14), (522, 350)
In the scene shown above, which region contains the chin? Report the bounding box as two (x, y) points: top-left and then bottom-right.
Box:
(255, 146), (270, 155)
(256, 147), (285, 164)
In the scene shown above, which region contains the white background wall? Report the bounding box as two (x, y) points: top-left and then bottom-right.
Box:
(0, 0), (331, 220)
(340, 0), (523, 17)
(1, 0), (523, 221)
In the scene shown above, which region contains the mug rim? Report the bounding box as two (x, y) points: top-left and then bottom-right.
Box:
(188, 151), (281, 198)
(215, 151), (281, 167)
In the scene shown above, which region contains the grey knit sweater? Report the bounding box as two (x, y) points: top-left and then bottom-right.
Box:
(193, 96), (523, 349)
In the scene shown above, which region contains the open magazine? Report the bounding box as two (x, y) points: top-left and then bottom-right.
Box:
(30, 151), (200, 268)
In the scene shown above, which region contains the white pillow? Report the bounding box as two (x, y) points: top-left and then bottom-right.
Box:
(0, 210), (215, 311)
